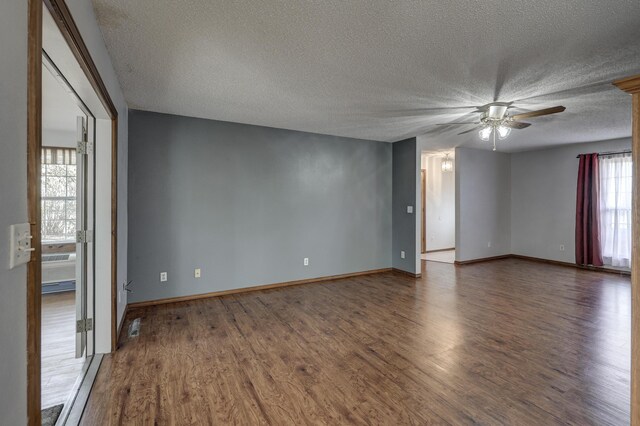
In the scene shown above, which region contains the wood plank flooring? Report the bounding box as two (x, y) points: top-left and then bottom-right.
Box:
(81, 259), (631, 425)
(41, 291), (86, 409)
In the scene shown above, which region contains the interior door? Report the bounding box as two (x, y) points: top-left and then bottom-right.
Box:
(421, 169), (426, 253)
(85, 114), (95, 358)
(75, 115), (95, 358)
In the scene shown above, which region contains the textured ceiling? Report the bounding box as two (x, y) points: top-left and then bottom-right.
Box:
(92, 0), (640, 151)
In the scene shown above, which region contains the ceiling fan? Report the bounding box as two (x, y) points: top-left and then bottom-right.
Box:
(438, 102), (566, 150)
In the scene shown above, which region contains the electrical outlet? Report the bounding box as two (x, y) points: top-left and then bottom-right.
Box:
(487, 241), (492, 248)
(160, 272), (167, 282)
(560, 244), (565, 251)
(9, 223), (33, 269)
(195, 268), (201, 278)
(303, 258), (309, 266)
(400, 251), (406, 259)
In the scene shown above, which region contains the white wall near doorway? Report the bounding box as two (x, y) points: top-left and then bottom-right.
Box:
(95, 119), (114, 353)
(422, 153), (455, 252)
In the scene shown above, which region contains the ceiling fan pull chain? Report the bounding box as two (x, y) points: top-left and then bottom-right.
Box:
(492, 130), (497, 151)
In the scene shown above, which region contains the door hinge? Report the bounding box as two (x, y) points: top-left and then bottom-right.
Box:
(76, 318), (93, 333)
(77, 141), (93, 155)
(76, 230), (93, 243)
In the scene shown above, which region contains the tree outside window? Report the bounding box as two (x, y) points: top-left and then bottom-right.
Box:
(41, 148), (77, 242)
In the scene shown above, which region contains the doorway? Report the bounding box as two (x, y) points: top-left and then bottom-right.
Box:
(40, 53), (96, 423)
(27, 0), (120, 423)
(421, 151), (456, 264)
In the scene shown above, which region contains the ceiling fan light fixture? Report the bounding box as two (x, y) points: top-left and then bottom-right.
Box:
(479, 126), (492, 141)
(497, 125), (511, 139)
(488, 105), (508, 119)
(438, 102), (565, 150)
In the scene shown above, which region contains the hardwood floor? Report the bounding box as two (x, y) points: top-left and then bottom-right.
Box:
(82, 259), (630, 425)
(422, 249), (456, 264)
(41, 291), (85, 409)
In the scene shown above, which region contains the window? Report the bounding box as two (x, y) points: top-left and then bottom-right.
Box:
(599, 153), (632, 268)
(41, 147), (77, 242)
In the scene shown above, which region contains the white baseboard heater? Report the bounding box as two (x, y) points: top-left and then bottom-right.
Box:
(42, 253), (76, 294)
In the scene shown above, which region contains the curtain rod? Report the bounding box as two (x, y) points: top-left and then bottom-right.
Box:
(576, 149), (631, 158)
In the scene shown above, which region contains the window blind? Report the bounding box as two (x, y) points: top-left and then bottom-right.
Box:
(42, 147), (76, 165)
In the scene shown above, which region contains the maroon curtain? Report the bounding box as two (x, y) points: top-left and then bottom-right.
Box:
(575, 153), (603, 266)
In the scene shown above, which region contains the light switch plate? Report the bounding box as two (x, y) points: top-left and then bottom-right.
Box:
(195, 268), (201, 278)
(9, 223), (32, 269)
(407, 206), (413, 214)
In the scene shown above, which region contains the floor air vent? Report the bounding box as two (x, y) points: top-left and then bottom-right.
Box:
(128, 318), (141, 338)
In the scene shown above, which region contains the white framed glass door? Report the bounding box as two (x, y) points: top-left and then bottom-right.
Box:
(74, 115), (95, 359)
(41, 49), (97, 422)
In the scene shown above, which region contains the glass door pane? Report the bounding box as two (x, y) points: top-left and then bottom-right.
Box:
(74, 114), (95, 359)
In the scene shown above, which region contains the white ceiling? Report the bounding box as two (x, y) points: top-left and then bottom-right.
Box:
(42, 66), (82, 139)
(92, 0), (640, 151)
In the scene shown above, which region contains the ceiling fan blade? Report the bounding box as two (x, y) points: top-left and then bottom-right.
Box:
(458, 126), (482, 135)
(510, 106), (566, 121)
(436, 122), (479, 126)
(504, 121), (531, 129)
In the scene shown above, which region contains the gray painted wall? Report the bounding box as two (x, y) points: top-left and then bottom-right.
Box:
(422, 155), (455, 251)
(128, 110), (392, 303)
(392, 137), (419, 273)
(456, 147), (511, 262)
(0, 1), (28, 422)
(511, 138), (631, 263)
